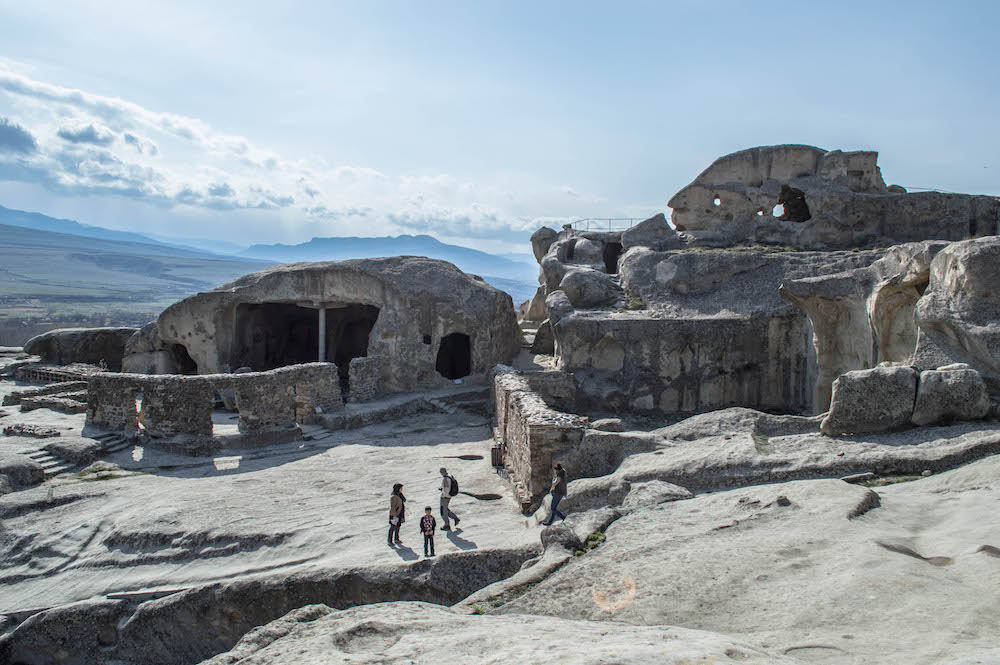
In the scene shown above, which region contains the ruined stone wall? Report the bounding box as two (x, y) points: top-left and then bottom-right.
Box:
(86, 374), (140, 431)
(349, 356), (382, 403)
(491, 366), (588, 508)
(2, 381), (88, 406)
(86, 363), (343, 438)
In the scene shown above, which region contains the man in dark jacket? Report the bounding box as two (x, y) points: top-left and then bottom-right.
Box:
(542, 463), (568, 526)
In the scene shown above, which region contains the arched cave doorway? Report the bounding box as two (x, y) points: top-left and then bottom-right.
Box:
(603, 242), (623, 274)
(436, 332), (471, 380)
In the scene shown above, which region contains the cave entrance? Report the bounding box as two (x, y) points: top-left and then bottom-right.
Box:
(603, 242), (623, 274)
(777, 185), (811, 222)
(232, 303), (380, 385)
(171, 344), (198, 375)
(436, 332), (471, 380)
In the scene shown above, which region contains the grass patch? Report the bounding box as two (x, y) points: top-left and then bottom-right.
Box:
(471, 605), (484, 615)
(860, 475), (923, 487)
(575, 531), (607, 556)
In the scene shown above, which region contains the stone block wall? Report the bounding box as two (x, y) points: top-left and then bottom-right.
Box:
(349, 356), (382, 403)
(87, 373), (140, 431)
(140, 376), (215, 437)
(86, 363), (343, 438)
(492, 365), (588, 509)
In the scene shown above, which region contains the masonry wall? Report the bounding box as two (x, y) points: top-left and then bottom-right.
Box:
(86, 363), (344, 438)
(491, 365), (588, 508)
(348, 356), (382, 403)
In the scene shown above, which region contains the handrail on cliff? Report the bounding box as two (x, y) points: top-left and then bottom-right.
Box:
(567, 218), (641, 232)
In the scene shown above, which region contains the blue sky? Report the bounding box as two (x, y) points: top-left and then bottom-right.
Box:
(0, 0), (996, 253)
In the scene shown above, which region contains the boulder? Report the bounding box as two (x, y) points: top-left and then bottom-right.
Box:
(24, 327), (138, 370)
(529, 320), (554, 355)
(530, 226), (558, 262)
(558, 269), (621, 309)
(0, 473), (12, 495)
(821, 365), (918, 436)
(911, 368), (990, 426)
(570, 238), (604, 265)
(0, 452), (44, 487)
(518, 286), (547, 322)
(621, 213), (683, 251)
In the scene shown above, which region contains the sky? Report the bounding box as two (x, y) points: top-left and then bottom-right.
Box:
(0, 1), (997, 255)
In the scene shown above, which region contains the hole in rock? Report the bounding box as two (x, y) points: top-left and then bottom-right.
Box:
(436, 332), (471, 380)
(757, 209), (764, 216)
(171, 343), (198, 375)
(713, 197), (722, 206)
(423, 334), (432, 345)
(602, 242), (623, 274)
(772, 204), (784, 217)
(777, 185), (811, 222)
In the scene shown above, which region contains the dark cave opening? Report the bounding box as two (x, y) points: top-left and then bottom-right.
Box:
(436, 332), (472, 380)
(232, 302), (380, 377)
(603, 242), (623, 274)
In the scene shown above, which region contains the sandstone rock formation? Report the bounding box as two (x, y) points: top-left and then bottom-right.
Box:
(912, 236), (1000, 390)
(527, 146), (999, 417)
(24, 327), (138, 371)
(122, 257), (520, 394)
(668, 144), (999, 249)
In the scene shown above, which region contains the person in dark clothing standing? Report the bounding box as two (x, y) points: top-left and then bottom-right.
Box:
(388, 483), (406, 546)
(439, 467), (460, 530)
(419, 506), (437, 557)
(542, 463), (568, 525)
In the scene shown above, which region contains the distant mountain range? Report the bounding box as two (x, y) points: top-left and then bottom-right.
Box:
(241, 235), (537, 282)
(0, 205), (540, 304)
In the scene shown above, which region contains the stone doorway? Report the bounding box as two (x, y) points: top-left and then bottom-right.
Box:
(436, 332), (472, 380)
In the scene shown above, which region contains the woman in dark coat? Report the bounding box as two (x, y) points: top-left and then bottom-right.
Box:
(388, 482), (406, 546)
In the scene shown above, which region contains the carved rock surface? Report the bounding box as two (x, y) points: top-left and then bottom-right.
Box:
(911, 368), (990, 426)
(821, 365), (918, 436)
(912, 236), (1000, 390)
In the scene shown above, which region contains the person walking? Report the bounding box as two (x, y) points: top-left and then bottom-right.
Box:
(388, 482), (406, 546)
(439, 467), (460, 530)
(419, 506), (437, 557)
(542, 463), (568, 525)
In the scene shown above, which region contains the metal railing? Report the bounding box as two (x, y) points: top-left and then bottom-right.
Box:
(567, 218), (642, 232)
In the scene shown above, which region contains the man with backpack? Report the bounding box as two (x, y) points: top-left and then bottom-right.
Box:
(439, 467), (461, 530)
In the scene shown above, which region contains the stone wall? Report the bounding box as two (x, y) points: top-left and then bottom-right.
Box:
(491, 365), (588, 509)
(86, 363), (343, 439)
(2, 381), (88, 406)
(349, 356), (382, 402)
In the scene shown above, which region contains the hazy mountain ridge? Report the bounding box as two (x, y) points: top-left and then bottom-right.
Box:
(0, 204), (539, 306)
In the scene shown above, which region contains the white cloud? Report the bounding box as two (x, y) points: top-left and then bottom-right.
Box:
(0, 65), (643, 244)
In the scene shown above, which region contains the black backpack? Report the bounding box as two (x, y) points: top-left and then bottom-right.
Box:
(449, 475), (459, 496)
